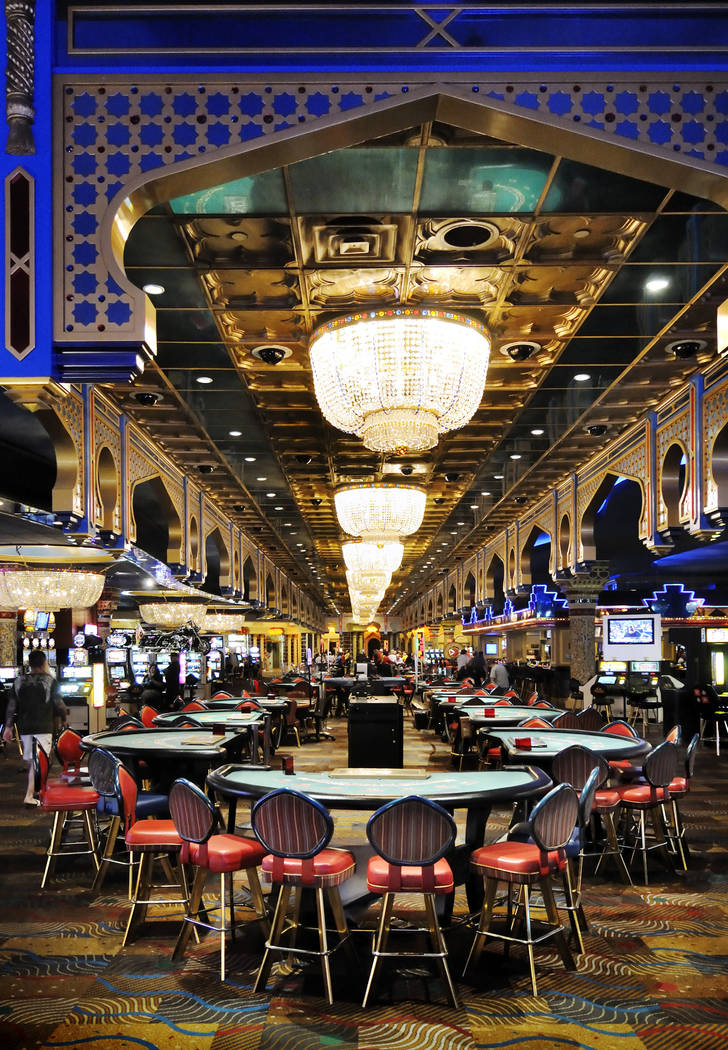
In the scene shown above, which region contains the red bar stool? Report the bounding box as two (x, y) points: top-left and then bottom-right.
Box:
(251, 788), (356, 1005)
(117, 764), (190, 945)
(181, 700), (207, 712)
(32, 741), (100, 888)
(662, 732), (699, 870)
(363, 795), (458, 1008)
(576, 706), (605, 731)
(463, 783), (580, 996)
(613, 741), (678, 885)
(139, 705), (159, 728)
(54, 727), (88, 785)
(169, 778), (268, 980)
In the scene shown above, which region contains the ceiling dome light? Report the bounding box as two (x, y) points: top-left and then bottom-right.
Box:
(530, 428), (544, 436)
(645, 276), (670, 293)
(335, 484), (426, 540)
(0, 569), (105, 611)
(142, 283), (165, 296)
(342, 540), (404, 575)
(310, 310), (490, 454)
(196, 375), (213, 384)
(573, 373), (591, 382)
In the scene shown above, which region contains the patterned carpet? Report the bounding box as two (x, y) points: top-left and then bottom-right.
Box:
(1, 712), (728, 1050)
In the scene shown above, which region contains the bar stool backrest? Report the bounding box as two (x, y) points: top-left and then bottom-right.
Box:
(88, 747), (119, 797)
(577, 706), (604, 731)
(32, 739), (50, 796)
(169, 778), (218, 843)
(182, 701), (207, 712)
(518, 716), (551, 729)
(665, 724), (682, 745)
(604, 719), (640, 739)
(366, 795), (456, 866)
(644, 741), (678, 789)
(115, 763), (139, 834)
(139, 705), (158, 727)
(530, 783), (579, 853)
(236, 700), (261, 711)
(252, 788), (333, 859)
(115, 716), (144, 730)
(553, 745), (597, 791)
(685, 733), (699, 779)
(553, 710), (580, 729)
(578, 767), (601, 829)
(55, 727), (84, 772)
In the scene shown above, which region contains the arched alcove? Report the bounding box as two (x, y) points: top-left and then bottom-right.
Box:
(243, 556), (258, 601)
(426, 598), (433, 622)
(589, 475), (649, 574)
(485, 553), (505, 614)
(202, 527), (231, 595)
(521, 526), (552, 588)
(559, 512), (571, 569)
(189, 515), (199, 569)
(281, 584), (290, 617)
(508, 547), (516, 590)
(96, 446), (118, 531)
(265, 573), (275, 608)
(464, 571), (476, 607)
(435, 593), (443, 618)
(131, 477), (182, 564)
(662, 442), (688, 529)
(233, 547), (241, 592)
(711, 421), (728, 510)
(447, 584), (457, 613)
(0, 394), (60, 511)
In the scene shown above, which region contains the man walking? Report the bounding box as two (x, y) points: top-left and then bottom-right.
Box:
(2, 650), (67, 806)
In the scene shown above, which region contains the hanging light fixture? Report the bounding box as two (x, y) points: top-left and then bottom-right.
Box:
(310, 309), (490, 453)
(139, 602), (207, 627)
(201, 612), (246, 634)
(346, 569), (391, 594)
(342, 540), (403, 575)
(0, 569), (105, 611)
(335, 484), (426, 541)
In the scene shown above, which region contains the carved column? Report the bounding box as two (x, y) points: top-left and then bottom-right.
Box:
(5, 1), (35, 154)
(558, 562), (610, 685)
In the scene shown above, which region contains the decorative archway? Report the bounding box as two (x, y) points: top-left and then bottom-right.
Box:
(484, 553), (505, 614)
(243, 555), (258, 601)
(130, 476), (183, 564)
(558, 512), (571, 570)
(661, 442), (689, 530)
(463, 571), (476, 608)
(710, 421), (728, 518)
(202, 527), (231, 595)
(447, 584), (457, 613)
(265, 572), (275, 609)
(96, 446), (118, 532)
(520, 525), (552, 589)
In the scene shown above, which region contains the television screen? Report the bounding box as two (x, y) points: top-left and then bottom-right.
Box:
(35, 611), (50, 631)
(606, 618), (655, 645)
(485, 642), (498, 655)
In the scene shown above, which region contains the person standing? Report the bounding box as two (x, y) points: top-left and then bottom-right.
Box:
(2, 650), (68, 806)
(489, 660), (509, 690)
(163, 653), (182, 711)
(469, 650), (487, 687)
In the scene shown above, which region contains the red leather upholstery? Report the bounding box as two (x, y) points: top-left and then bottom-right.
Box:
(182, 834), (265, 874)
(261, 847), (355, 887)
(593, 788), (621, 811)
(470, 841), (566, 884)
(125, 819), (181, 851)
(367, 855), (453, 895)
(667, 776), (688, 795)
(41, 785), (99, 811)
(617, 784), (670, 805)
(609, 758), (632, 770)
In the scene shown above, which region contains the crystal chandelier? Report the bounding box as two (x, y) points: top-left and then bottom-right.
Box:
(346, 569), (391, 595)
(310, 309), (491, 453)
(201, 613), (246, 634)
(0, 569), (105, 611)
(139, 602), (207, 627)
(335, 484), (426, 541)
(342, 540), (403, 575)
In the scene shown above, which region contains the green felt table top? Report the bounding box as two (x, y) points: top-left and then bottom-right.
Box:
(152, 710), (264, 727)
(440, 703), (561, 724)
(205, 696), (288, 710)
(82, 727), (246, 756)
(483, 726), (649, 760)
(207, 764), (552, 807)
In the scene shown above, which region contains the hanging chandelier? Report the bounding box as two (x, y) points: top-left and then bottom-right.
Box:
(139, 602), (207, 628)
(310, 309), (491, 453)
(342, 540), (403, 575)
(201, 613), (246, 634)
(335, 484), (426, 541)
(0, 569), (105, 611)
(346, 569), (391, 595)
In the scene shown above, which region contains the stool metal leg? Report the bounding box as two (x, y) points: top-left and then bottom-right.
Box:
(316, 887), (333, 1005)
(254, 884), (291, 995)
(423, 892), (458, 1008)
(363, 891), (394, 1007)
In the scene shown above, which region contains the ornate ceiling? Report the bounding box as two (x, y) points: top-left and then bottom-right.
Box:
(119, 120), (728, 613)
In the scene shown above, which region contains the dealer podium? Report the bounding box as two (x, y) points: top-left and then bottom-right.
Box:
(348, 699), (403, 768)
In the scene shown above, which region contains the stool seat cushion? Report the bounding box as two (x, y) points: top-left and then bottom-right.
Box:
(366, 855), (454, 895)
(261, 847), (355, 888)
(617, 784), (670, 805)
(668, 776), (688, 795)
(125, 819), (182, 852)
(97, 793), (169, 818)
(470, 841), (565, 885)
(593, 789), (621, 811)
(182, 834), (265, 873)
(41, 785), (99, 811)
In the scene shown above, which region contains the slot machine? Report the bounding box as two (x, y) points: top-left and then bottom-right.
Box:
(130, 646), (151, 685)
(105, 647), (131, 691)
(591, 660), (629, 717)
(206, 643), (223, 682)
(58, 666), (93, 732)
(628, 660), (661, 696)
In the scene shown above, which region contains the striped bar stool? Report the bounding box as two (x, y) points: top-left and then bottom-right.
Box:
(33, 741), (99, 889)
(251, 788), (356, 1005)
(363, 795), (458, 1008)
(613, 741), (678, 885)
(661, 733), (699, 870)
(464, 784), (579, 996)
(169, 779), (268, 980)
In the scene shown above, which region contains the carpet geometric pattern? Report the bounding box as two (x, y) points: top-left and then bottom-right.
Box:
(2, 714), (727, 1050)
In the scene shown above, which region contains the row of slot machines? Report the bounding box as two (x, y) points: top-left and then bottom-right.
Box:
(593, 659), (664, 699)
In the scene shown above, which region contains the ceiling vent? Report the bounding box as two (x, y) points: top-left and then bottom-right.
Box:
(311, 217), (399, 264)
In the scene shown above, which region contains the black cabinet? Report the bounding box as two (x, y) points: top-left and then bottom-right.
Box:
(348, 699), (403, 768)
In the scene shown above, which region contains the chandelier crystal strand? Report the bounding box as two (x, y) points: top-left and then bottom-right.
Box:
(342, 540), (403, 574)
(310, 310), (490, 453)
(0, 569), (105, 611)
(202, 613), (245, 634)
(139, 602), (207, 627)
(335, 484), (426, 539)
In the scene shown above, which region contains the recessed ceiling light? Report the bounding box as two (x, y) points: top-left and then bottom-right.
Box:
(283, 522), (292, 526)
(510, 453), (522, 460)
(574, 373), (591, 382)
(143, 578), (155, 588)
(469, 504), (478, 509)
(256, 476), (267, 481)
(645, 276), (669, 293)
(274, 506), (283, 510)
(196, 375), (213, 384)
(244, 456), (256, 462)
(228, 430), (242, 437)
(456, 521), (465, 525)
(142, 282), (165, 295)
(494, 473), (504, 480)
(266, 492), (276, 498)
(481, 490), (491, 496)
(531, 428), (544, 436)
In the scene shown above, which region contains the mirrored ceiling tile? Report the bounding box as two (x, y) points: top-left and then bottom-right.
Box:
(599, 262), (721, 304)
(180, 216), (294, 266)
(524, 215), (647, 263)
(156, 308), (221, 342)
(627, 213), (728, 264)
(289, 148), (418, 214)
(126, 267), (210, 309)
(542, 157), (668, 213)
(420, 147), (552, 214)
(203, 268), (301, 308)
(124, 215), (191, 267)
(169, 171), (288, 215)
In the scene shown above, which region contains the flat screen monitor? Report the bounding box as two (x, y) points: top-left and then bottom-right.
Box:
(631, 660), (660, 673)
(485, 642), (498, 655)
(106, 648), (127, 665)
(599, 660), (628, 672)
(34, 611), (50, 631)
(0, 665), (17, 683)
(602, 615), (661, 662)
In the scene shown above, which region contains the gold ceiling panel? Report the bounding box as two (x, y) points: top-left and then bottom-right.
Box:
(305, 267), (403, 307)
(495, 303), (590, 341)
(218, 310), (305, 343)
(407, 264), (506, 305)
(204, 269), (300, 309)
(182, 217), (294, 266)
(415, 217), (526, 263)
(524, 216), (648, 263)
(505, 263), (614, 306)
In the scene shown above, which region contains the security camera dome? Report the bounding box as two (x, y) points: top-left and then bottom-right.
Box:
(258, 346), (286, 365)
(133, 391), (160, 406)
(400, 464), (414, 476)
